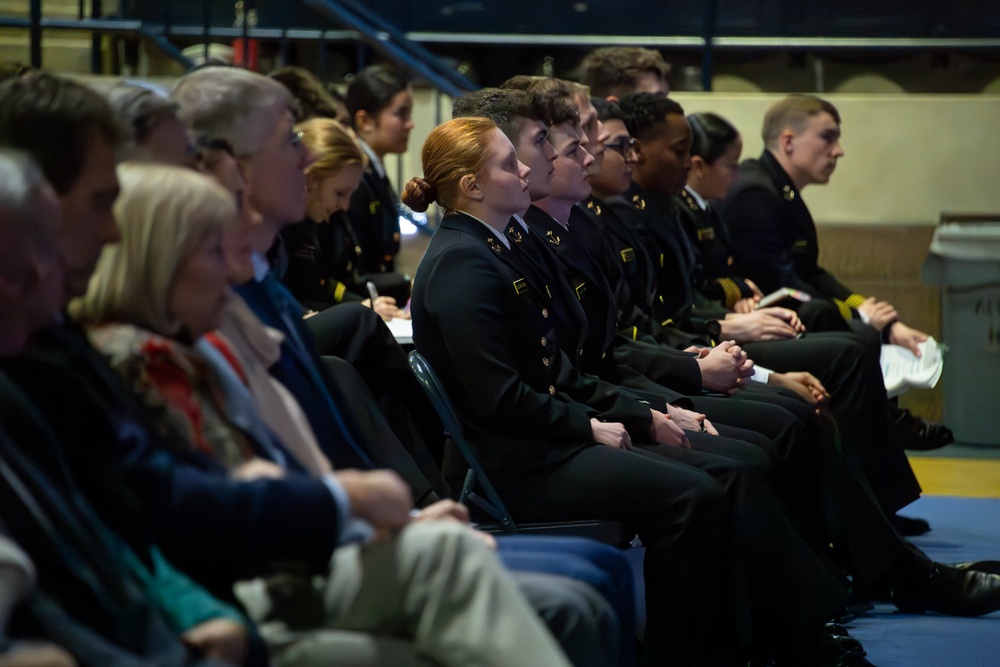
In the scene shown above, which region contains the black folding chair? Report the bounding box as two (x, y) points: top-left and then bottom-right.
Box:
(407, 350), (635, 547)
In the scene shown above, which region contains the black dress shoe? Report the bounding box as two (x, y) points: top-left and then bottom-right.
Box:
(891, 513), (931, 536)
(833, 634), (866, 656)
(825, 622), (850, 636)
(952, 560), (1000, 576)
(891, 406), (954, 451)
(892, 562), (1000, 616)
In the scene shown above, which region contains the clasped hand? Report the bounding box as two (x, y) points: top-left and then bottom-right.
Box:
(689, 340), (755, 393)
(721, 308), (804, 342)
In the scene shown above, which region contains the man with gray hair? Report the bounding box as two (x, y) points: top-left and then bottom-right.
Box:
(97, 80), (196, 167)
(172, 65), (450, 499)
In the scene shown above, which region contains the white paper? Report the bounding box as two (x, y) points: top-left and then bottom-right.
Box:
(881, 336), (944, 398)
(385, 317), (413, 345)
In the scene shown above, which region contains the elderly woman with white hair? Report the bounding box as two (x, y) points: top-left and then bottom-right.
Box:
(75, 162), (268, 471)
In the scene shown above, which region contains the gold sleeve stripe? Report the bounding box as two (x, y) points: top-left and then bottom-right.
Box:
(334, 282), (347, 302)
(718, 278), (740, 308)
(845, 293), (867, 309)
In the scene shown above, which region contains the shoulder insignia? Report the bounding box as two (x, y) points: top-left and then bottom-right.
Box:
(696, 227), (716, 241)
(632, 194), (646, 210)
(369, 200), (381, 215)
(513, 278), (529, 295)
(682, 190), (699, 210)
(620, 247), (636, 263)
(782, 185), (796, 201)
(586, 201), (602, 216)
(487, 236), (504, 255)
(546, 230), (561, 246)
(506, 225), (524, 244)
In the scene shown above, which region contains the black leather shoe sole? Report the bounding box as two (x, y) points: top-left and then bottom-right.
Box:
(892, 406), (954, 451)
(893, 563), (1000, 617)
(891, 513), (931, 536)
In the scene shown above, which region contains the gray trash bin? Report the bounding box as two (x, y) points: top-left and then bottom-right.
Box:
(922, 223), (1000, 446)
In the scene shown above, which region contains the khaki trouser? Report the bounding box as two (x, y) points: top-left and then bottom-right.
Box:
(236, 521), (571, 667)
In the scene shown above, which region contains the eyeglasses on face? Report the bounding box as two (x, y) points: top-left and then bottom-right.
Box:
(603, 137), (636, 156)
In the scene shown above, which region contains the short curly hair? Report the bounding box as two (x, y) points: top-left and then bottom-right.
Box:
(577, 47), (671, 98)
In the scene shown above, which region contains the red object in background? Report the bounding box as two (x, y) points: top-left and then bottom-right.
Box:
(231, 37), (259, 70)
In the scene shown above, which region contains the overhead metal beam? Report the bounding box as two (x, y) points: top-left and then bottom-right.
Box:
(404, 32), (1000, 51)
(303, 0), (477, 97)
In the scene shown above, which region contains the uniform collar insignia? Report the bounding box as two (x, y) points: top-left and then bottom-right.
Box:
(506, 225), (524, 244)
(682, 190), (699, 210)
(487, 236), (504, 255)
(782, 185), (797, 201)
(546, 229), (561, 246)
(586, 200), (602, 216)
(632, 194), (646, 210)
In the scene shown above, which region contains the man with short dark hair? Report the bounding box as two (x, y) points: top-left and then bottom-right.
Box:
(0, 73), (123, 302)
(577, 46), (671, 98)
(720, 94), (953, 452)
(722, 94), (933, 356)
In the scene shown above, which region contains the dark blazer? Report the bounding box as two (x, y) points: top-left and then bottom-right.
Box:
(0, 421), (240, 666)
(280, 213), (366, 312)
(721, 150), (858, 304)
(600, 188), (922, 515)
(411, 212), (652, 475)
(234, 276), (445, 502)
(0, 323), (341, 601)
(674, 188), (757, 310)
(522, 205), (698, 402)
(612, 186), (734, 343)
(347, 163), (401, 274)
(235, 276), (375, 469)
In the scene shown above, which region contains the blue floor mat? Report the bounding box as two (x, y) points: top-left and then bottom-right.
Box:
(843, 495), (1000, 667)
(623, 495), (1000, 665)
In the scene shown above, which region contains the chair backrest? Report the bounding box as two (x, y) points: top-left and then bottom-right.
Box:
(407, 350), (518, 531)
(407, 350), (638, 547)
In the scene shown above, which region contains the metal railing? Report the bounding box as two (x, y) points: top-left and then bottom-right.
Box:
(8, 0), (1000, 92)
(9, 0), (478, 96)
